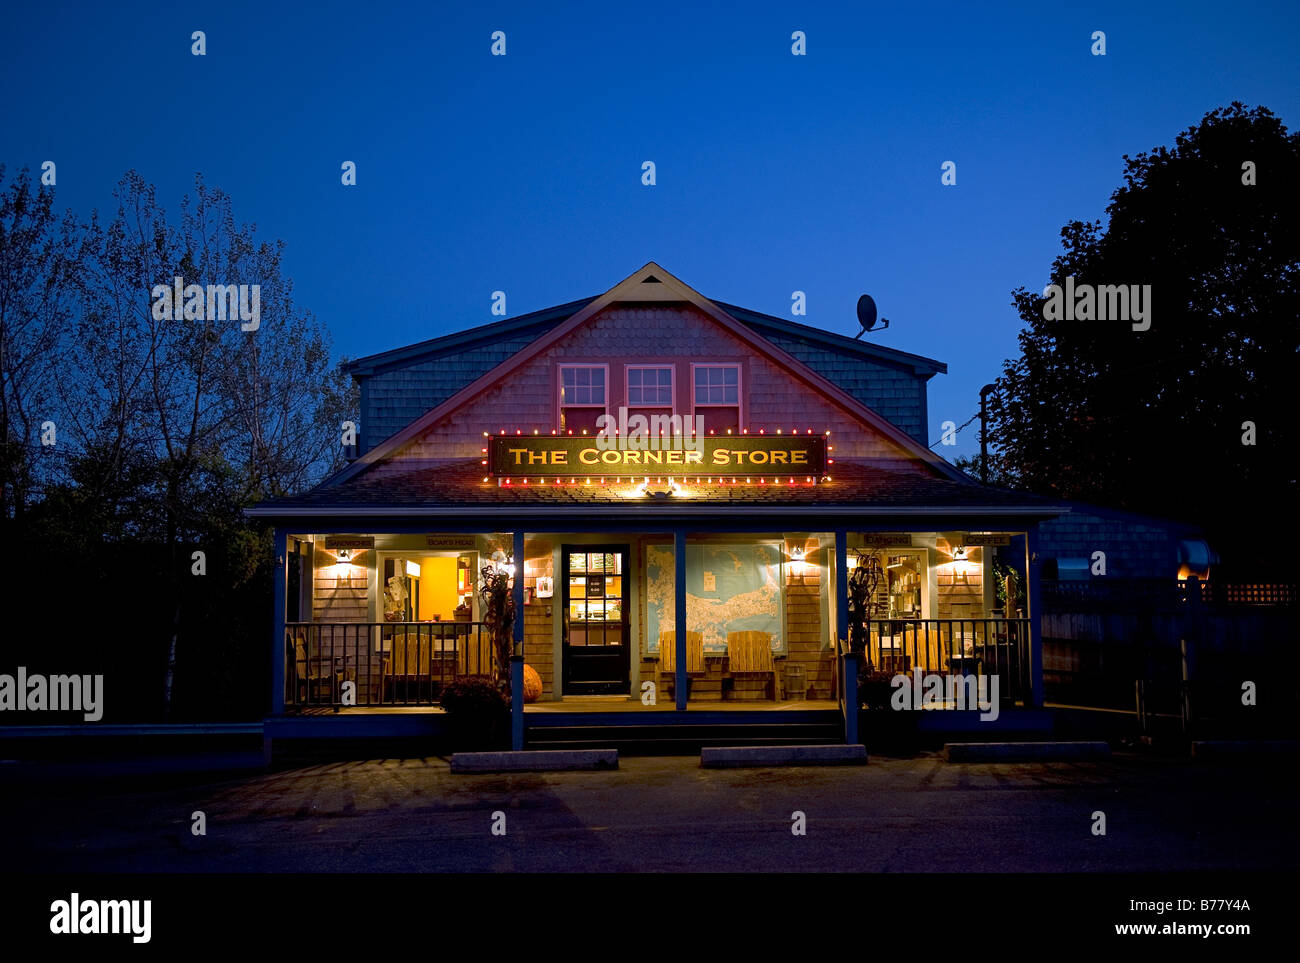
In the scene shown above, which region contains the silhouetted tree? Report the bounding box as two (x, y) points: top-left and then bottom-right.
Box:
(987, 103), (1299, 565)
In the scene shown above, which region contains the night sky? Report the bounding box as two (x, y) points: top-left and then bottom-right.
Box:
(5, 0), (1298, 456)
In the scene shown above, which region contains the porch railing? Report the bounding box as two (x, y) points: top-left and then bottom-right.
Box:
(285, 621), (495, 708)
(860, 618), (1031, 705)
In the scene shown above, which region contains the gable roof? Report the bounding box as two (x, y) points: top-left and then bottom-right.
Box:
(340, 292), (946, 380)
(343, 297), (594, 378)
(327, 262), (971, 488)
(715, 302), (947, 377)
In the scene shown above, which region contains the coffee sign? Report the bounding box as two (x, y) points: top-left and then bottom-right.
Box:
(963, 534), (1012, 546)
(488, 435), (826, 478)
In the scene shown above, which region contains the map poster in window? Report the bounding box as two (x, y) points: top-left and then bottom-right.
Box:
(645, 543), (784, 654)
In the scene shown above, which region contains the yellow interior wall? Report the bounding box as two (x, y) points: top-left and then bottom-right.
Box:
(417, 556), (459, 620)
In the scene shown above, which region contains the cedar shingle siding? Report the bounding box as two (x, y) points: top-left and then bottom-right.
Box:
(753, 333), (928, 443)
(351, 301), (940, 453)
(361, 335), (541, 452)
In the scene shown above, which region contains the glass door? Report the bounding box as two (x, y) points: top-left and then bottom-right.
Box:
(562, 545), (630, 695)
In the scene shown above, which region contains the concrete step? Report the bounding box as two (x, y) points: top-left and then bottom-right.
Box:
(525, 722), (844, 755)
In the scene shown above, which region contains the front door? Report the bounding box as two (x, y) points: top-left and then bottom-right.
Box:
(562, 545), (630, 694)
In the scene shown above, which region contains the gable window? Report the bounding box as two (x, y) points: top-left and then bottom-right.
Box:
(558, 364), (608, 433)
(627, 365), (673, 406)
(692, 363), (741, 433)
(626, 365), (674, 430)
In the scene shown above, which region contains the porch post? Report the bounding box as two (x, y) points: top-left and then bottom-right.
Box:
(674, 528), (688, 711)
(270, 527), (287, 717)
(512, 531), (525, 749)
(835, 531), (857, 743)
(834, 531), (848, 646)
(1025, 524), (1045, 707)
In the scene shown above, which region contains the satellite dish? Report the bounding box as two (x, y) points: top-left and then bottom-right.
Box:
(854, 294), (890, 339)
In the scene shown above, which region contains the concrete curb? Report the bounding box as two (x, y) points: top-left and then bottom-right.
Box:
(1191, 740), (1300, 759)
(0, 723), (261, 739)
(945, 741), (1111, 762)
(450, 749), (618, 772)
(700, 744), (868, 768)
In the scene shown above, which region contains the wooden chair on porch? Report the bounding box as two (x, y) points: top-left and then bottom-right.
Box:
(289, 627), (337, 706)
(382, 627), (432, 702)
(658, 630), (703, 699)
(727, 630), (776, 701)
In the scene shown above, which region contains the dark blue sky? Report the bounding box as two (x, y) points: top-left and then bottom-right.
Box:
(5, 1), (1298, 456)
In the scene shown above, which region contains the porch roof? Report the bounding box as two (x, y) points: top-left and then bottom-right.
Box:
(245, 458), (1069, 522)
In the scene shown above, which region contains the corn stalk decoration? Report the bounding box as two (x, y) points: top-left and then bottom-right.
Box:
(846, 551), (883, 660)
(478, 560), (516, 691)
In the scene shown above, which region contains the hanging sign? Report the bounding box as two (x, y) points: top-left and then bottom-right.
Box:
(325, 536), (375, 549)
(425, 535), (477, 550)
(964, 534), (1012, 546)
(860, 534), (912, 548)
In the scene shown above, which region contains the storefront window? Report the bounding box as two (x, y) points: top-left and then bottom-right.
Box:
(645, 541), (784, 655)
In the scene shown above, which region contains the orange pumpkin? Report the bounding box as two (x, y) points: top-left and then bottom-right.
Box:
(522, 663), (543, 703)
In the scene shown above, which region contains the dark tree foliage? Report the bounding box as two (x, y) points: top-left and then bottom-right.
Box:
(987, 104), (1299, 565)
(0, 168), (357, 721)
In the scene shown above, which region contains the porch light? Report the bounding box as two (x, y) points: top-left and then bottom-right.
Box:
(334, 549), (354, 585)
(952, 545), (968, 562)
(636, 478), (680, 499)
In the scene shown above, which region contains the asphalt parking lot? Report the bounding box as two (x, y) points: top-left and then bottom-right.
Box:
(3, 750), (1294, 872)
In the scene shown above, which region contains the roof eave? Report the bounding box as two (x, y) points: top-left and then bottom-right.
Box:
(714, 301), (949, 376)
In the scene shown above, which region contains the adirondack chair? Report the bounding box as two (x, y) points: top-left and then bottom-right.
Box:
(726, 630), (777, 700)
(658, 630), (704, 698)
(290, 627), (337, 705)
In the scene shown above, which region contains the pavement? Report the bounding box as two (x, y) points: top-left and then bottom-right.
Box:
(2, 750), (1294, 872)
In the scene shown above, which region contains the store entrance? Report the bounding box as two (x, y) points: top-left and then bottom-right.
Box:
(561, 545), (631, 694)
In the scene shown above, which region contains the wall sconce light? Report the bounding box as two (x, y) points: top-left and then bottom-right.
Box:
(335, 548), (354, 585)
(952, 545), (967, 563)
(789, 545), (806, 580)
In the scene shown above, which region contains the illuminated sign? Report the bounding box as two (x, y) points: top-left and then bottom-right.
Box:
(488, 435), (826, 477)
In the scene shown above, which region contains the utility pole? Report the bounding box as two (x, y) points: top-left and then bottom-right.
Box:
(978, 384), (996, 484)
